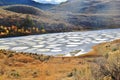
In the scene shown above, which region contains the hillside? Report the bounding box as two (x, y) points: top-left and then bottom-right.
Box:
(0, 0), (120, 37)
(0, 39), (119, 80)
(51, 0), (120, 29)
(52, 0), (120, 13)
(0, 0), (56, 10)
(0, 5), (73, 37)
(4, 5), (44, 16)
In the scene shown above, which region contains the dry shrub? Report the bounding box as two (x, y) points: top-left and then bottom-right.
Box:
(92, 39), (120, 56)
(13, 62), (25, 67)
(15, 55), (34, 63)
(7, 70), (20, 79)
(66, 65), (93, 80)
(0, 64), (5, 76)
(0, 52), (5, 59)
(106, 51), (120, 80)
(91, 50), (120, 80)
(37, 54), (51, 62)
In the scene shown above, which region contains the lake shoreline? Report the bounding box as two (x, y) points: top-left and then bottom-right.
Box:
(0, 28), (120, 56)
(0, 28), (119, 38)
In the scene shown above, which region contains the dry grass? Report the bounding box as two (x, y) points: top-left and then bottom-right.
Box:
(0, 50), (93, 80)
(88, 39), (120, 80)
(84, 39), (120, 56)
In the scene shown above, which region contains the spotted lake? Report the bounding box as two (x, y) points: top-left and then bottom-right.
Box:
(0, 29), (120, 56)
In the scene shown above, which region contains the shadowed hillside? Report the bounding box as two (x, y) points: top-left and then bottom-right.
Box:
(0, 5), (74, 37)
(51, 0), (120, 29)
(4, 5), (44, 16)
(0, 0), (56, 10)
(52, 0), (120, 14)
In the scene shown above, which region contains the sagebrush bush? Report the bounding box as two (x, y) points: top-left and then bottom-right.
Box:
(91, 50), (120, 80)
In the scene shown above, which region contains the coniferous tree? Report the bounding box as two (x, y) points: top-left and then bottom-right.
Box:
(22, 15), (35, 28)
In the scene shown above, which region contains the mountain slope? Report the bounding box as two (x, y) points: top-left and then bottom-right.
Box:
(0, 0), (56, 10)
(0, 5), (74, 37)
(51, 0), (120, 29)
(0, 0), (120, 37)
(4, 5), (44, 16)
(52, 0), (120, 14)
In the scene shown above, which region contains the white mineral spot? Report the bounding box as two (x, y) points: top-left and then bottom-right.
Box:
(33, 45), (44, 48)
(0, 41), (5, 42)
(67, 42), (82, 45)
(67, 37), (80, 39)
(0, 46), (9, 49)
(51, 49), (62, 52)
(75, 52), (86, 56)
(66, 45), (78, 47)
(64, 53), (71, 57)
(37, 49), (50, 52)
(12, 47), (28, 50)
(3, 42), (15, 45)
(95, 38), (107, 41)
(48, 44), (61, 47)
(71, 40), (80, 42)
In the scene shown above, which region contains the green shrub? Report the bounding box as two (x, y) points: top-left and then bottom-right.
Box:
(22, 15), (35, 28)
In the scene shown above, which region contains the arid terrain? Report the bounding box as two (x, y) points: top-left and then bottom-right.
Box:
(0, 39), (120, 80)
(0, 0), (120, 80)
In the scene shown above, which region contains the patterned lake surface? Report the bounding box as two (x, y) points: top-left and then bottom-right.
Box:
(0, 29), (120, 56)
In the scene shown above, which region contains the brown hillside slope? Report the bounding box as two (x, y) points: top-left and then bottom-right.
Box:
(0, 5), (72, 32)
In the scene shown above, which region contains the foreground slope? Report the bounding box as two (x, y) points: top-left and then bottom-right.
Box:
(0, 39), (120, 80)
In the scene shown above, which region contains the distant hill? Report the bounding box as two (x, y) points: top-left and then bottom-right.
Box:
(0, 0), (56, 10)
(52, 0), (120, 14)
(51, 0), (120, 29)
(4, 5), (44, 16)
